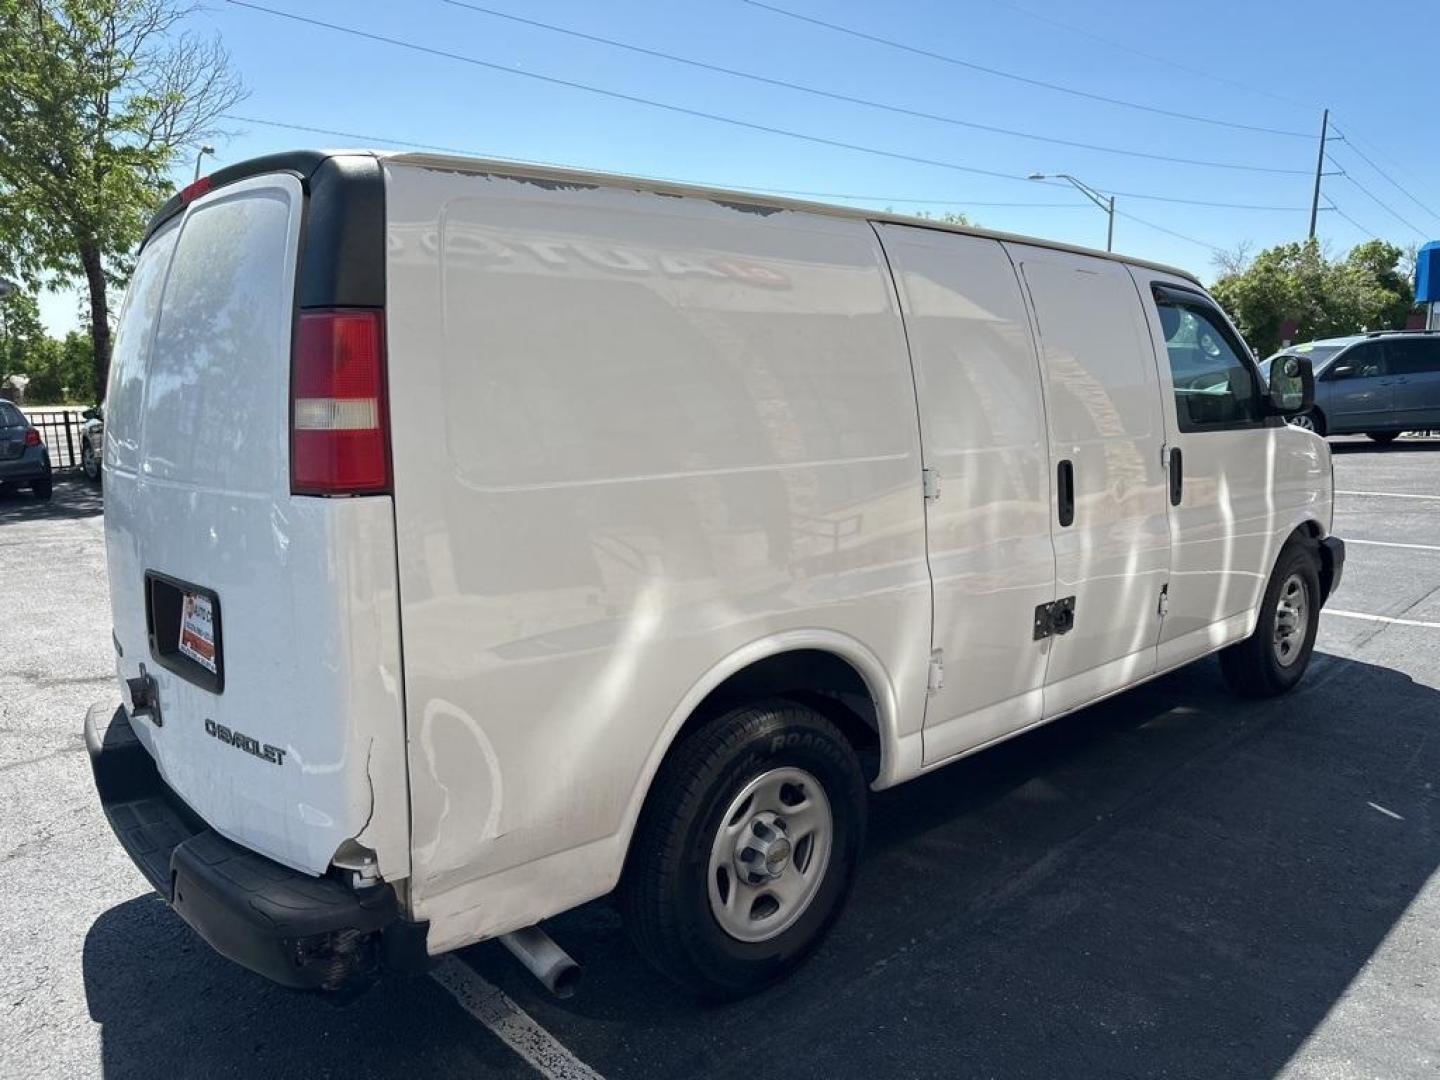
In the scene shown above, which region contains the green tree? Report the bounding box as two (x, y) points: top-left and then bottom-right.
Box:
(59, 330), (96, 401)
(1210, 238), (1414, 358)
(888, 208), (974, 227)
(0, 287), (48, 389)
(0, 0), (242, 396)
(23, 336), (67, 402)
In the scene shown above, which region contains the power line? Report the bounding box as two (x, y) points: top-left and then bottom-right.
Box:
(220, 114), (1085, 210)
(1329, 123), (1440, 229)
(1103, 190), (1315, 212)
(1115, 209), (1221, 253)
(982, 0), (1314, 111)
(224, 4), (1322, 214)
(442, 0), (1308, 175)
(739, 0), (1314, 139)
(1326, 198), (1377, 240)
(1334, 121), (1435, 194)
(223, 1), (1030, 186)
(1326, 150), (1428, 238)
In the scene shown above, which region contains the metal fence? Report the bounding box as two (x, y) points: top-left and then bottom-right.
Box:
(27, 408), (89, 471)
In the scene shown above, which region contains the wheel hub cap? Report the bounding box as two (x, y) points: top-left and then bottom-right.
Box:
(734, 812), (792, 884)
(707, 767), (833, 943)
(1273, 572), (1310, 667)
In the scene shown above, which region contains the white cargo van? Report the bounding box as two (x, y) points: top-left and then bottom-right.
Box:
(87, 150), (1344, 999)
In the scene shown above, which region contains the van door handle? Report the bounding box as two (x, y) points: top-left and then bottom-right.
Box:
(1057, 459), (1074, 527)
(1169, 447), (1183, 506)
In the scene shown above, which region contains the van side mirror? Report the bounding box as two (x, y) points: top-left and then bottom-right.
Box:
(1328, 363), (1354, 380)
(1267, 355), (1314, 416)
(82, 407), (98, 421)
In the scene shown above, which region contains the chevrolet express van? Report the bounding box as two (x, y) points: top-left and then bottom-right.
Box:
(87, 150), (1344, 1000)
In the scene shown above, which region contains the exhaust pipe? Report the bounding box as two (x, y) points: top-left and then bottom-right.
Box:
(499, 925), (582, 999)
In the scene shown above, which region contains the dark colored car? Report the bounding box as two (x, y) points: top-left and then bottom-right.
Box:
(1261, 330), (1440, 442)
(81, 403), (103, 482)
(0, 400), (53, 500)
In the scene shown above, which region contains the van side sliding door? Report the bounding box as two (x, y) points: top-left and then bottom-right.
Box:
(873, 224), (1055, 764)
(1390, 337), (1440, 429)
(1006, 245), (1171, 717)
(1132, 271), (1276, 669)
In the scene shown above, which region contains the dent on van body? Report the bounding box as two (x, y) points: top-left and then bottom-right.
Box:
(383, 165), (933, 943)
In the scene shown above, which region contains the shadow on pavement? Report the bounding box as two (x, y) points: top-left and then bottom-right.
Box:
(0, 475), (102, 525)
(84, 653), (1440, 1079)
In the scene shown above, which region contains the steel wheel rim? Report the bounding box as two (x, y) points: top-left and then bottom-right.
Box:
(1273, 573), (1310, 667)
(707, 766), (833, 943)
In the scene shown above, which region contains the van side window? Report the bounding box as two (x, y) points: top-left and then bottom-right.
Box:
(1333, 341), (1388, 378)
(1390, 338), (1440, 376)
(1152, 289), (1262, 431)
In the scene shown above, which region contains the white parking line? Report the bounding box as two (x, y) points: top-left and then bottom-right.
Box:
(1345, 538), (1440, 553)
(1337, 490), (1440, 501)
(431, 956), (605, 1080)
(1324, 609), (1440, 630)
(1367, 801), (1405, 821)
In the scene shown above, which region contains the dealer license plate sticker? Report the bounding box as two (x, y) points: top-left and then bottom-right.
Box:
(178, 592), (218, 673)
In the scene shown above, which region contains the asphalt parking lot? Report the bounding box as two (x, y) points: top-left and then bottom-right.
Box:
(4, 438), (1440, 1080)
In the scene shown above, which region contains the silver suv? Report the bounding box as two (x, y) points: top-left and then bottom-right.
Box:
(1261, 330), (1440, 443)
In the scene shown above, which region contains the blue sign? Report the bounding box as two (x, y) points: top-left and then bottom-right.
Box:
(1418, 241), (1440, 304)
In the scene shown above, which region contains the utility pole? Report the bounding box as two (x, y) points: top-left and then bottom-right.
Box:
(1308, 109), (1329, 241)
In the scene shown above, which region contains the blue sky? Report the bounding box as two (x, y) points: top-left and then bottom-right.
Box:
(39, 0), (1440, 333)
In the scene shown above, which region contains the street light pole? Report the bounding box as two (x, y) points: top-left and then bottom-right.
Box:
(193, 145), (215, 183)
(1029, 172), (1116, 252)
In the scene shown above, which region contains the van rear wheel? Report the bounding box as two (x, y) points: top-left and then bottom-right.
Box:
(1366, 430), (1400, 444)
(619, 699), (866, 999)
(1219, 539), (1321, 697)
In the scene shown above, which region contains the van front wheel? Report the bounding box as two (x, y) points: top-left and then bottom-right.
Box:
(1219, 539), (1321, 696)
(619, 699), (866, 999)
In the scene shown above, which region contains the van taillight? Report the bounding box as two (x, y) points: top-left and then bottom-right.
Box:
(290, 309), (390, 495)
(24, 428), (41, 447)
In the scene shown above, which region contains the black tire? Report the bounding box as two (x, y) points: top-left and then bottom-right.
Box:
(1366, 430), (1401, 445)
(619, 698), (867, 1000)
(82, 442), (101, 481)
(1289, 408), (1327, 436)
(31, 476), (52, 501)
(1219, 539), (1321, 697)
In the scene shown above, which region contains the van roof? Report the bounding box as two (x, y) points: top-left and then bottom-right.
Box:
(384, 150), (1202, 285)
(144, 148), (1201, 285)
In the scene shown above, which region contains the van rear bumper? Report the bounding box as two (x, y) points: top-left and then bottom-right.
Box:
(85, 702), (427, 996)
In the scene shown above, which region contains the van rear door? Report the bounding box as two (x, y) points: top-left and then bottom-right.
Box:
(103, 159), (410, 881)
